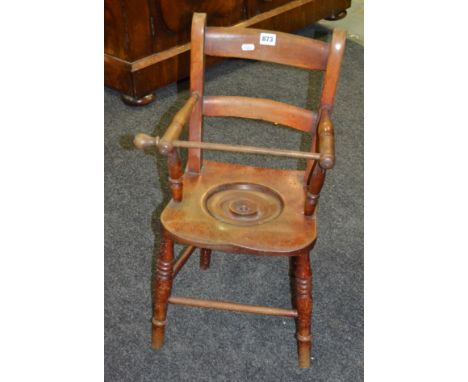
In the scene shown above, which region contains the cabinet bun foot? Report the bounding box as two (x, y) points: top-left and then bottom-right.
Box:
(324, 10), (347, 21)
(121, 93), (156, 106)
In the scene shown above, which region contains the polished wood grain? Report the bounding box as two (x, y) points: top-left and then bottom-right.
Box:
(104, 0), (352, 102)
(325, 9), (348, 21)
(161, 160), (316, 255)
(172, 140), (319, 160)
(159, 93), (200, 154)
(121, 93), (156, 106)
(159, 0), (242, 36)
(135, 133), (321, 160)
(188, 13), (206, 173)
(169, 296), (298, 317)
(135, 13), (347, 368)
(304, 161), (326, 216)
(317, 109), (335, 169)
(199, 248), (212, 270)
(203, 96), (317, 133)
(320, 28), (347, 111)
(104, 0), (152, 61)
(152, 229), (174, 349)
(173, 246), (196, 277)
(167, 149), (183, 202)
(205, 27), (329, 70)
(292, 252), (313, 368)
(133, 133), (156, 150)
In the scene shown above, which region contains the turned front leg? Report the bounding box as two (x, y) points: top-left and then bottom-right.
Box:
(293, 252), (313, 368)
(152, 229), (174, 349)
(199, 248), (211, 270)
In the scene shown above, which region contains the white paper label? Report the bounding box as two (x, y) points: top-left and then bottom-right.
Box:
(259, 33), (276, 46)
(241, 43), (255, 51)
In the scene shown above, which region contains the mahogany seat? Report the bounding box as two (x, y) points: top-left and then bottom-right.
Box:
(133, 12), (347, 368)
(161, 160), (317, 255)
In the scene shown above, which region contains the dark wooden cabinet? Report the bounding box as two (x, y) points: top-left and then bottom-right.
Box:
(104, 0), (351, 105)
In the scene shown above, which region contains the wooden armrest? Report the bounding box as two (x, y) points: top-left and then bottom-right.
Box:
(134, 92), (200, 154)
(133, 93), (199, 203)
(159, 93), (200, 153)
(318, 109), (335, 169)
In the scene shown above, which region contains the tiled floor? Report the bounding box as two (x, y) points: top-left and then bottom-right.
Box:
(320, 0), (364, 46)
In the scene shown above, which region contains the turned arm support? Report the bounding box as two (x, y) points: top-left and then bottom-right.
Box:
(317, 109), (335, 170)
(304, 109), (335, 216)
(134, 93), (333, 205)
(134, 92), (200, 154)
(158, 93), (200, 154)
(133, 93), (200, 202)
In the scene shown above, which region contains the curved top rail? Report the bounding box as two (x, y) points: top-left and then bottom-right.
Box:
(205, 27), (329, 71)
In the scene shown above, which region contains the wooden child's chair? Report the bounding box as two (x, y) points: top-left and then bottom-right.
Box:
(134, 13), (346, 368)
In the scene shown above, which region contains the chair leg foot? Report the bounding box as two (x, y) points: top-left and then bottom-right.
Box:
(200, 248), (211, 270)
(151, 323), (166, 349)
(152, 229), (174, 349)
(292, 251), (313, 368)
(297, 336), (311, 368)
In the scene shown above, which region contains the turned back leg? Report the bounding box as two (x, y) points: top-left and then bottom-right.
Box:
(200, 248), (211, 270)
(152, 229), (174, 349)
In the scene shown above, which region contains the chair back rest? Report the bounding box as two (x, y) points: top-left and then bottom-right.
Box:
(187, 12), (346, 175)
(205, 27), (329, 71)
